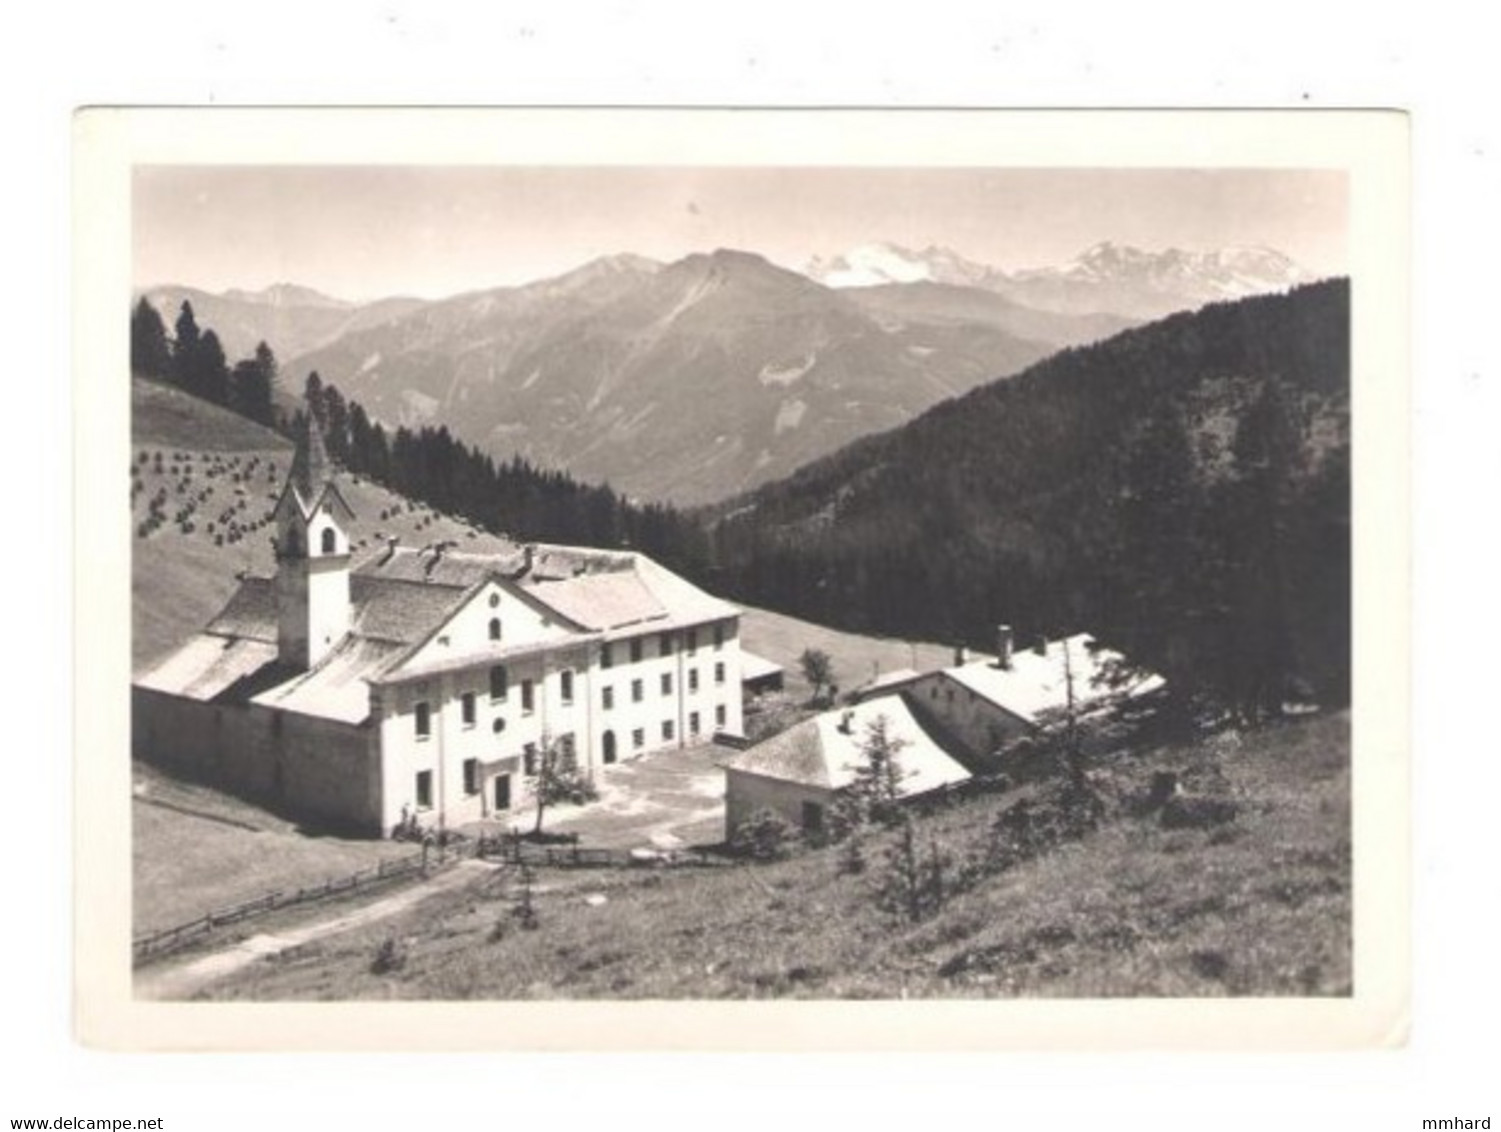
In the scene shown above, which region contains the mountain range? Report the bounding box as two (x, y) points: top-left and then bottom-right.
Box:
(805, 240), (1317, 321)
(138, 240), (1313, 505)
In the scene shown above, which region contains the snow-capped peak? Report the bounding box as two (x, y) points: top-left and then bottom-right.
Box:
(805, 242), (1001, 289)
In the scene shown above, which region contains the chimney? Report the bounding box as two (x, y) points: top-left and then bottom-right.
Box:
(997, 625), (1014, 670)
(838, 710), (855, 735)
(954, 644), (969, 667)
(1034, 635), (1048, 657)
(523, 544), (536, 576)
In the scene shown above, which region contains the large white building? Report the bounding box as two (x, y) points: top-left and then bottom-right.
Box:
(133, 410), (745, 837)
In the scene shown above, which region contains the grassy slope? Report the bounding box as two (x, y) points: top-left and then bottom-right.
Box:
(131, 378), (519, 668)
(199, 711), (1350, 1001)
(132, 763), (414, 933)
(737, 606), (954, 702)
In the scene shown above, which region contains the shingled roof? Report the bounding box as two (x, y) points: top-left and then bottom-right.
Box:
(942, 633), (1165, 725)
(721, 694), (971, 794)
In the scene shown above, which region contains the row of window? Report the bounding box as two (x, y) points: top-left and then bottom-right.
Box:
(412, 704), (731, 809)
(417, 661), (730, 738)
(599, 624), (729, 669)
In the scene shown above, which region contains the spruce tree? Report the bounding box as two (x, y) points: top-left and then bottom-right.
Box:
(129, 298), (172, 378)
(171, 301), (201, 388)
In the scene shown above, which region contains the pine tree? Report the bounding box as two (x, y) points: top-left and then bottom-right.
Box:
(170, 301), (202, 388)
(129, 298), (172, 378)
(194, 329), (231, 406)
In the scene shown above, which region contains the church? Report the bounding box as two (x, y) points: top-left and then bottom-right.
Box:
(132, 405), (746, 837)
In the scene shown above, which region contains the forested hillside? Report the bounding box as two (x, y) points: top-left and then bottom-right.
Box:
(705, 281), (1351, 712)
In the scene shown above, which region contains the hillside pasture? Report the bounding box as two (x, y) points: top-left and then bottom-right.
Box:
(738, 605), (955, 703)
(192, 711), (1350, 1001)
(132, 762), (416, 934)
(131, 378), (520, 668)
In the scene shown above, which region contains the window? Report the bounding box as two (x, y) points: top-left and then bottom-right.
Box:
(492, 718), (506, 734)
(662, 720), (675, 742)
(602, 685), (614, 711)
(461, 692), (476, 727)
(521, 680), (534, 713)
(714, 623), (725, 650)
(415, 770), (433, 809)
(463, 758), (478, 795)
(488, 617), (502, 641)
(489, 665), (508, 701)
(688, 668), (699, 693)
(523, 742), (538, 777)
(321, 527), (336, 554)
(559, 733), (577, 769)
(601, 642), (613, 669)
(414, 702), (431, 739)
(689, 711), (700, 736)
(631, 678), (643, 703)
(659, 632), (673, 657)
(660, 672), (673, 696)
(714, 661), (725, 685)
(687, 628), (698, 656)
(632, 728), (645, 750)
(560, 669), (574, 705)
(489, 593), (500, 608)
(715, 704), (726, 729)
(285, 528), (302, 556)
(629, 638), (643, 663)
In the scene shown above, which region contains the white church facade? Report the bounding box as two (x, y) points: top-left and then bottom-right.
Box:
(132, 410), (745, 837)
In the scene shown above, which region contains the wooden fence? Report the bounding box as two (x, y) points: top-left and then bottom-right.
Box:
(132, 834), (731, 965)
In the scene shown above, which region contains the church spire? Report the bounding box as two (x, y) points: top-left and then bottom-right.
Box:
(287, 395), (334, 508)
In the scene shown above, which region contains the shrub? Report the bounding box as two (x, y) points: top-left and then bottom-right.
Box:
(370, 936), (408, 974)
(730, 807), (795, 862)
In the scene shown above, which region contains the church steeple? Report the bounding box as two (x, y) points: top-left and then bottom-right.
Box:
(287, 403), (334, 509)
(274, 393), (355, 669)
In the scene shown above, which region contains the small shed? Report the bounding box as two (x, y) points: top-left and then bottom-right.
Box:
(719, 693), (971, 840)
(739, 650), (786, 697)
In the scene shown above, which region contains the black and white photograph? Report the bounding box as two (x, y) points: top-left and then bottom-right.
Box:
(72, 108), (1407, 1048)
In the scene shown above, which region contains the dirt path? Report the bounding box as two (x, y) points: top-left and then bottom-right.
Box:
(135, 859), (498, 1001)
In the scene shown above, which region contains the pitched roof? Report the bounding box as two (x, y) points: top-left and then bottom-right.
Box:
(250, 636), (407, 724)
(136, 634), (281, 700)
(722, 694), (971, 794)
(352, 545), (524, 588)
(141, 536), (743, 724)
(942, 633), (1165, 725)
(522, 569), (667, 632)
(739, 651), (785, 682)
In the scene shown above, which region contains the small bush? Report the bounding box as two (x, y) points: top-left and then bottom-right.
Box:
(730, 808), (796, 862)
(370, 936), (408, 974)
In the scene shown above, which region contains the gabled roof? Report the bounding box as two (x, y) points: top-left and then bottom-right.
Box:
(721, 694), (971, 795)
(251, 636), (407, 724)
(136, 634), (280, 699)
(941, 633), (1165, 726)
(522, 569), (667, 632)
(740, 651), (785, 683)
(139, 531), (743, 724)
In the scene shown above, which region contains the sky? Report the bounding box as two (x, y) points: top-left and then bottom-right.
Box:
(134, 166), (1347, 302)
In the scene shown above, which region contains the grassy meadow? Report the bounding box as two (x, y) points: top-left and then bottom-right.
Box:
(195, 710), (1350, 1001)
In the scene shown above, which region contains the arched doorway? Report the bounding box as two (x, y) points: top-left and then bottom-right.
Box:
(602, 730), (617, 765)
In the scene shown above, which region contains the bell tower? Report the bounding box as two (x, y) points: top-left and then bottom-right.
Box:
(274, 398), (354, 669)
